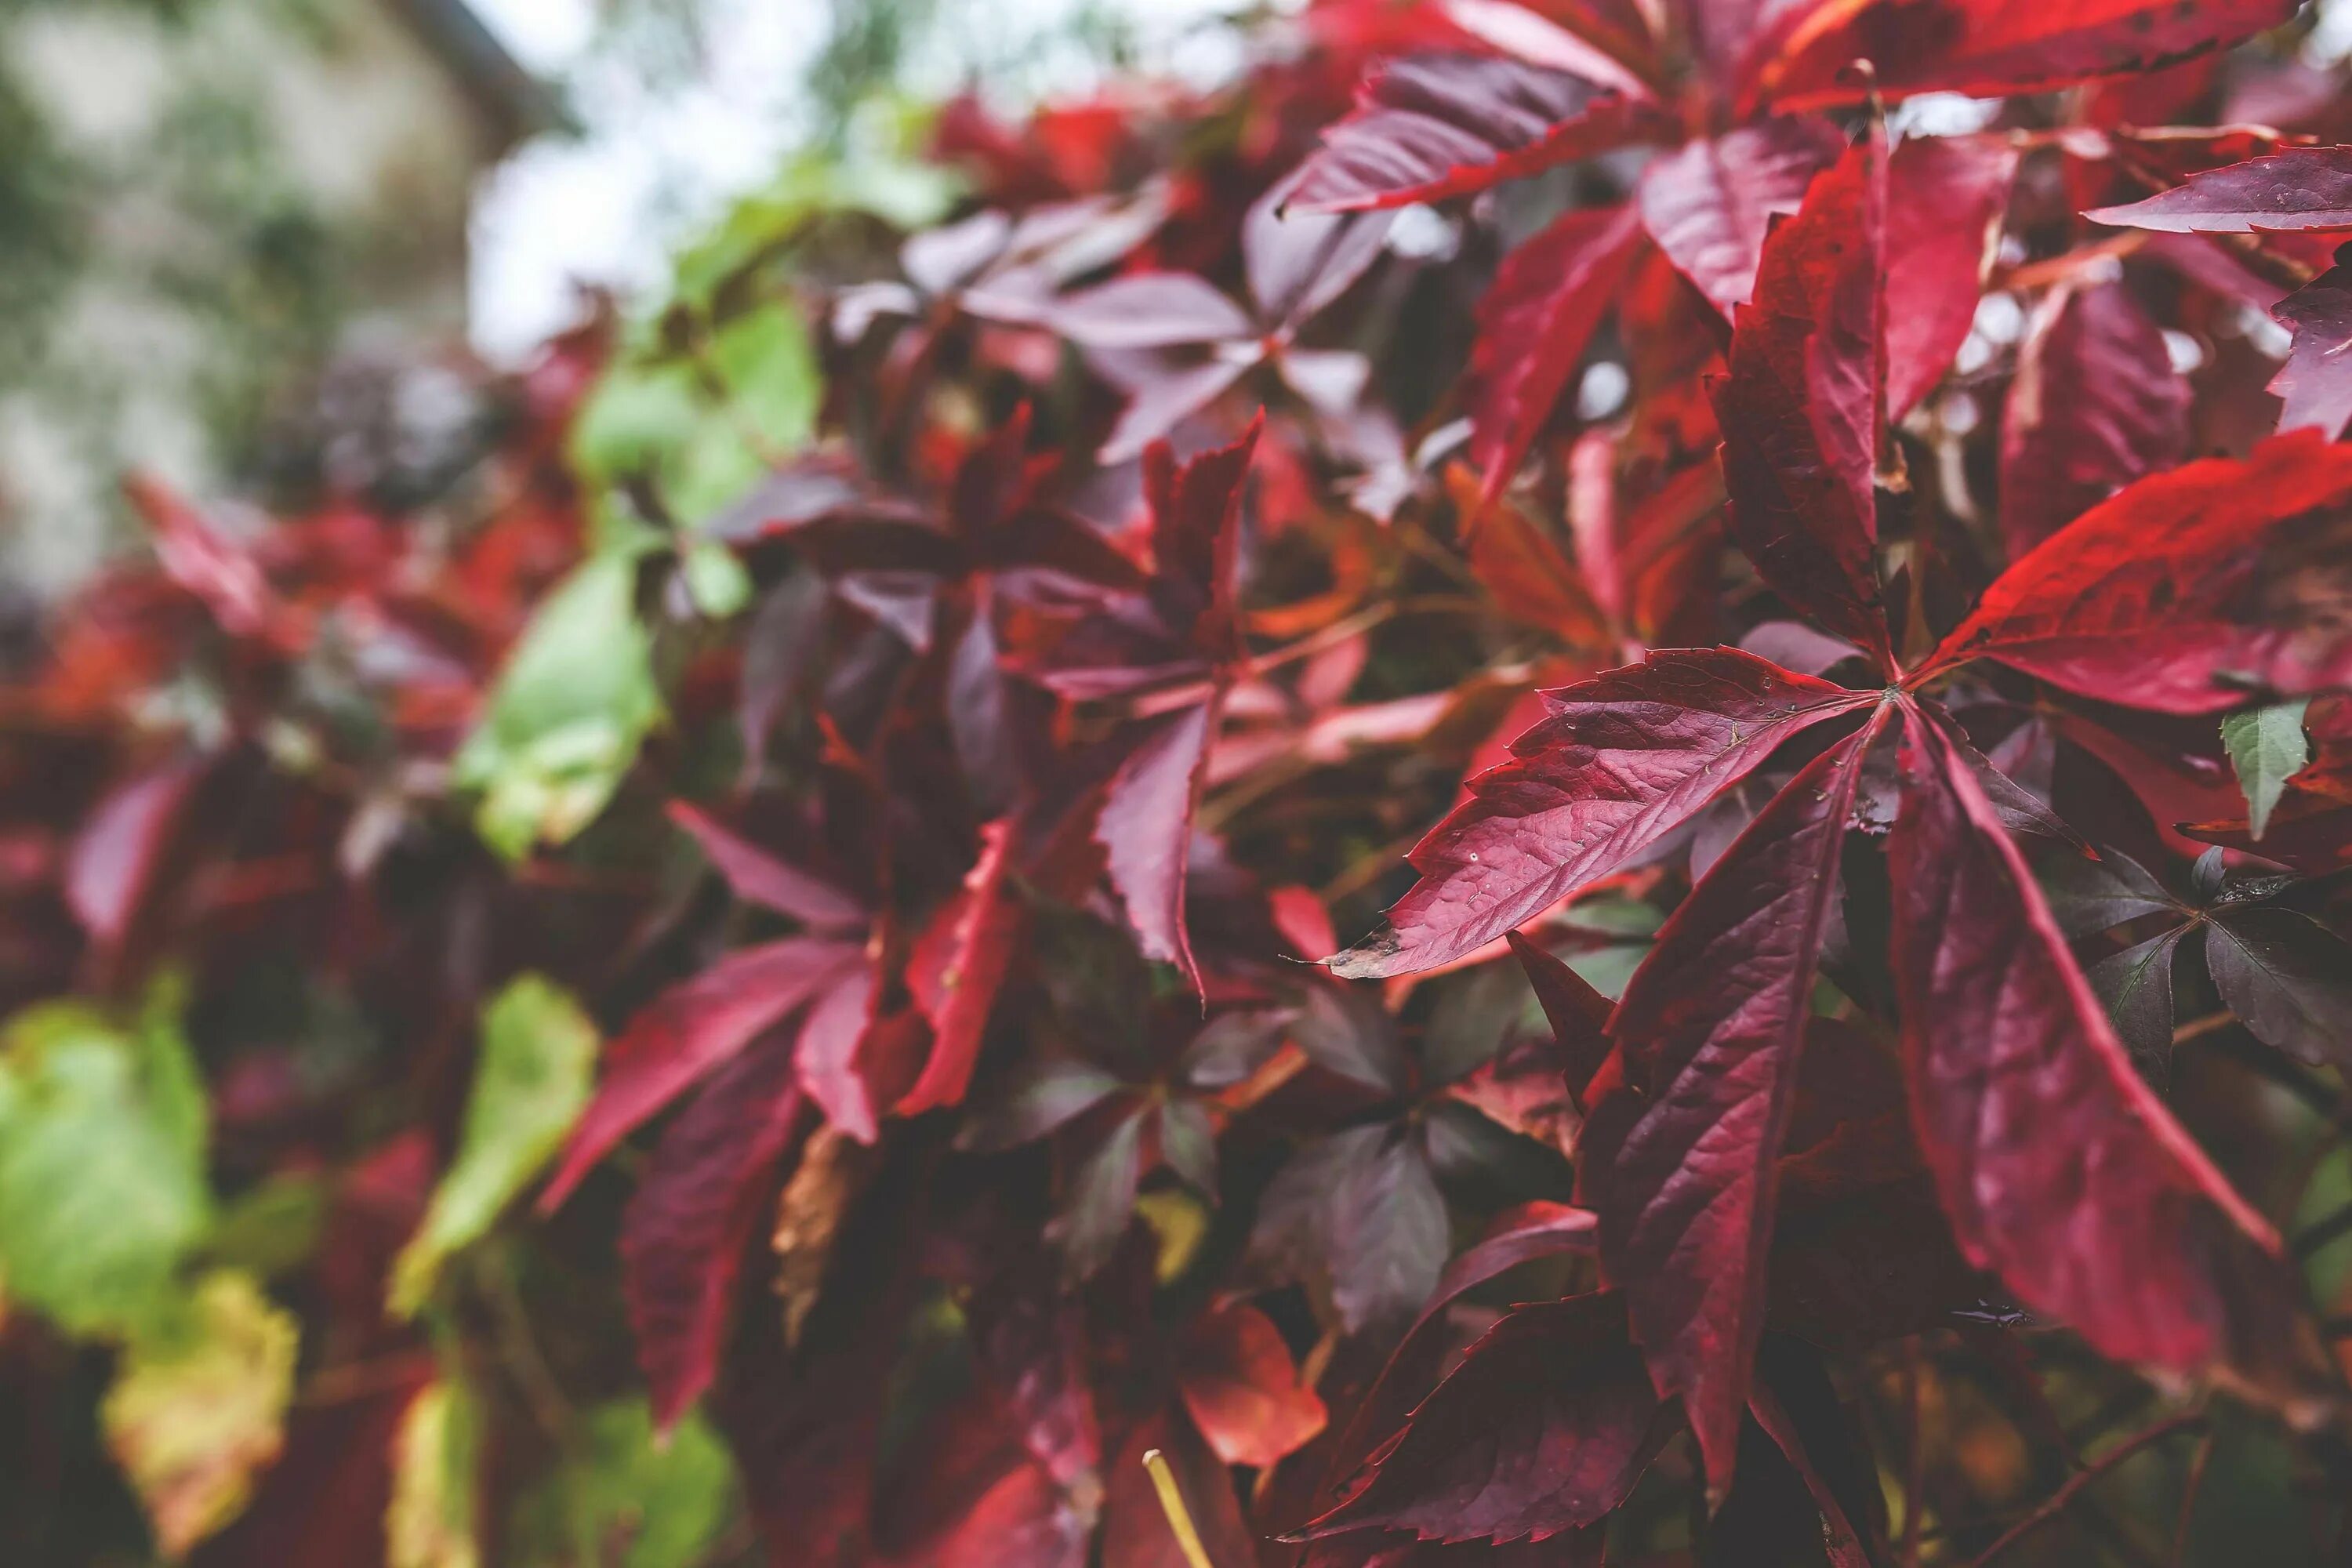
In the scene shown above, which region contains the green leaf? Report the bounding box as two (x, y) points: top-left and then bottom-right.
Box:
(0, 994), (212, 1335)
(389, 977), (598, 1317)
(103, 1269), (298, 1559)
(454, 554), (663, 861)
(568, 364), (703, 488)
(709, 303), (819, 452)
(207, 1174), (328, 1281)
(389, 1377), (483, 1568)
(2220, 699), (2310, 840)
(506, 1400), (738, 1568)
(681, 539), (753, 619)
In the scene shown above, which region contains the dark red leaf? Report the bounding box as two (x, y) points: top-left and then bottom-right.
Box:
(1748, 1338), (1893, 1568)
(2086, 145), (2352, 234)
(1997, 279), (2189, 557)
(1176, 1301), (1330, 1468)
(1466, 203), (1645, 507)
(1746, 0), (2295, 114)
(122, 475), (296, 648)
(1504, 931), (1613, 1109)
(666, 800), (868, 928)
(965, 1254), (1103, 1493)
(902, 818), (1024, 1113)
(1884, 135), (2016, 420)
(2204, 905), (2352, 1071)
(1712, 129), (1896, 667)
(1287, 54), (1643, 214)
(1098, 699), (1218, 992)
(1888, 713), (2336, 1421)
(620, 1026), (811, 1429)
(1331, 651), (1871, 978)
(1635, 118), (1842, 316)
(1457, 476), (1613, 647)
(1295, 1295), (1665, 1544)
(540, 938), (862, 1210)
(1581, 712), (1883, 1494)
(1145, 414), (1262, 665)
(1921, 431), (2352, 711)
(2270, 256), (2352, 441)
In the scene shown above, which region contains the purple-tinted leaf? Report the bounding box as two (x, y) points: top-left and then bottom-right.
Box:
(1247, 169), (1397, 330)
(1295, 1295), (1664, 1544)
(1466, 203), (1644, 508)
(1097, 356), (1257, 464)
(1712, 128), (1896, 667)
(1998, 280), (2189, 557)
(1889, 713), (2336, 1421)
(2205, 905), (2352, 1070)
(2087, 146), (2352, 234)
(797, 962), (883, 1142)
(666, 800), (868, 928)
(1253, 1123), (1450, 1334)
(2085, 926), (2183, 1080)
(1057, 1105), (1145, 1279)
(67, 757), (205, 951)
(1051, 273), (1257, 349)
(1582, 713), (1882, 1494)
(1884, 135), (2016, 420)
(902, 209), (1014, 296)
(2270, 256), (2352, 441)
(1330, 651), (1871, 978)
(1145, 412), (1260, 661)
(1288, 55), (1643, 215)
(621, 1026), (811, 1429)
(1635, 118), (1842, 316)
(1098, 699), (1218, 993)
(956, 1058), (1126, 1152)
(1291, 982), (1408, 1094)
(541, 938), (861, 1210)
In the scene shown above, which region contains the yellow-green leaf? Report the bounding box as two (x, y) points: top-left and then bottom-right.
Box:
(389, 977), (597, 1317)
(103, 1270), (298, 1559)
(388, 1377), (482, 1568)
(506, 1400), (737, 1568)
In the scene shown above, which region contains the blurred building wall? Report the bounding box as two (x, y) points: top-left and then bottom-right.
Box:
(0, 0), (546, 598)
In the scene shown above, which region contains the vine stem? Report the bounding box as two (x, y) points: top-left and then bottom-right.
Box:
(1142, 1449), (1219, 1568)
(1961, 1409), (2207, 1568)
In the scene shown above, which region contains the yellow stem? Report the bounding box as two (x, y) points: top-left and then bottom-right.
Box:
(1141, 1448), (1218, 1568)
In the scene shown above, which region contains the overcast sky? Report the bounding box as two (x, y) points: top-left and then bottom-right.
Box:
(465, 0), (1247, 361)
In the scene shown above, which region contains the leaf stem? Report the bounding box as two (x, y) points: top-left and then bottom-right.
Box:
(1961, 1409), (2206, 1568)
(1142, 1448), (1218, 1568)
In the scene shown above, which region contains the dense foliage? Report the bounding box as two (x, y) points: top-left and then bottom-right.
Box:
(7, 1), (2352, 1564)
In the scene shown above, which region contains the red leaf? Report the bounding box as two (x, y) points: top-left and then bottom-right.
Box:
(620, 1026), (811, 1429)
(1746, 0), (2295, 113)
(965, 1254), (1103, 1493)
(1294, 1295), (1665, 1544)
(1883, 135), (2016, 420)
(1102, 1412), (1259, 1568)
(66, 757), (205, 951)
(902, 818), (1024, 1114)
(1997, 279), (2189, 556)
(1145, 414), (1262, 665)
(1466, 203), (1645, 507)
(540, 938), (862, 1210)
(1581, 711), (1884, 1495)
(1098, 699), (1218, 992)
(1920, 431), (2352, 711)
(1330, 651), (1870, 978)
(1712, 129), (1895, 668)
(1456, 475), (1611, 648)
(1176, 1301), (1330, 1468)
(1287, 54), (1643, 214)
(2087, 146), (2352, 234)
(666, 800), (868, 929)
(122, 475), (298, 648)
(2270, 256), (2352, 441)
(1888, 714), (2335, 1421)
(1503, 931), (1613, 1109)
(1635, 118), (1842, 316)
